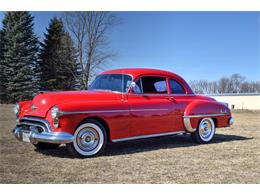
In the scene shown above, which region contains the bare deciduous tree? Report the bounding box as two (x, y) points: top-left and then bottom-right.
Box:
(218, 77), (230, 93)
(63, 12), (118, 89)
(189, 74), (260, 94)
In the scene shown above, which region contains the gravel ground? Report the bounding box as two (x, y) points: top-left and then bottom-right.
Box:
(0, 104), (259, 183)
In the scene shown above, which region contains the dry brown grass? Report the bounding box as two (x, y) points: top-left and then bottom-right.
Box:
(0, 104), (259, 184)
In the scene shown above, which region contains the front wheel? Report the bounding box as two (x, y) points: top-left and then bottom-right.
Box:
(66, 119), (107, 158)
(191, 118), (215, 144)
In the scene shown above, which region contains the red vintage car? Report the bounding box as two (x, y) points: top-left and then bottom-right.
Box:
(13, 68), (234, 157)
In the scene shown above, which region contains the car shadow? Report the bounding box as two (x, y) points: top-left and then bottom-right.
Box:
(35, 133), (253, 159)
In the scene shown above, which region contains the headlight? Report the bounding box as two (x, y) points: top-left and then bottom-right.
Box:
(51, 106), (60, 119)
(14, 103), (20, 118)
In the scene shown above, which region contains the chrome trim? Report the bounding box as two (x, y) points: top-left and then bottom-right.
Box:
(19, 117), (52, 132)
(183, 113), (227, 132)
(229, 117), (234, 126)
(30, 132), (73, 144)
(140, 77), (144, 93)
(13, 126), (73, 144)
(14, 103), (20, 119)
(31, 104), (37, 110)
(130, 93), (195, 97)
(112, 131), (186, 142)
(172, 94), (196, 96)
(59, 108), (169, 116)
(18, 122), (46, 132)
(183, 113), (226, 118)
(209, 93), (260, 96)
(218, 101), (229, 107)
(183, 117), (196, 132)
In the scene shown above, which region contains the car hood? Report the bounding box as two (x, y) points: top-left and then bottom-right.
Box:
(23, 90), (121, 118)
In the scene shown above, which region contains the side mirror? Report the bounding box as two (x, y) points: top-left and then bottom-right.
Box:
(130, 82), (136, 89)
(128, 82), (136, 93)
(130, 82), (143, 94)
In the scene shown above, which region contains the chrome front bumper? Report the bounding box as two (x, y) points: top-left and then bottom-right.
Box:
(13, 117), (74, 144)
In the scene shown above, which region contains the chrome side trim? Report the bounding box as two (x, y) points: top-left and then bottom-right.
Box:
(59, 108), (169, 116)
(183, 117), (196, 132)
(112, 131), (186, 142)
(183, 113), (226, 118)
(131, 108), (168, 112)
(130, 93), (195, 97)
(183, 113), (227, 132)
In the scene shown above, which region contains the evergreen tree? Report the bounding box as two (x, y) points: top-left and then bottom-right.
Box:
(39, 17), (77, 90)
(1, 12), (39, 103)
(0, 29), (6, 103)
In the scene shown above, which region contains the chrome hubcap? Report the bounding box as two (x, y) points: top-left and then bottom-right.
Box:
(199, 118), (214, 142)
(76, 128), (99, 152)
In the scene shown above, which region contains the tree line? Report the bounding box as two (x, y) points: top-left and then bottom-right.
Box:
(1, 12), (259, 103)
(189, 73), (260, 94)
(0, 11), (117, 103)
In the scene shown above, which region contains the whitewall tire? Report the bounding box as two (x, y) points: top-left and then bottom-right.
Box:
(66, 119), (107, 158)
(191, 118), (215, 144)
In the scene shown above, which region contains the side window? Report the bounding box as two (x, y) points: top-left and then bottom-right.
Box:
(142, 76), (167, 94)
(169, 79), (185, 94)
(132, 78), (143, 93)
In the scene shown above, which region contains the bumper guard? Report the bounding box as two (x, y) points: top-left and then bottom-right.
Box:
(13, 118), (74, 144)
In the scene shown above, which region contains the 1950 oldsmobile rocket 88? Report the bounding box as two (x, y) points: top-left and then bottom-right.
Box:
(13, 68), (234, 157)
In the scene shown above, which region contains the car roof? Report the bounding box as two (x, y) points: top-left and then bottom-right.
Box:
(102, 68), (179, 78)
(102, 68), (194, 94)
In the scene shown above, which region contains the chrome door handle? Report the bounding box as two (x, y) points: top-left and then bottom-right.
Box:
(166, 97), (175, 101)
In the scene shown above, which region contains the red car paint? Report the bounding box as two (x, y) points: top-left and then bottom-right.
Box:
(17, 68), (232, 141)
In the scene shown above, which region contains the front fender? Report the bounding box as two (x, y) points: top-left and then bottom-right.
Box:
(48, 100), (124, 135)
(18, 100), (33, 118)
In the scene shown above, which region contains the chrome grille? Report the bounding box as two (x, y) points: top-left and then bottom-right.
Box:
(18, 117), (52, 133)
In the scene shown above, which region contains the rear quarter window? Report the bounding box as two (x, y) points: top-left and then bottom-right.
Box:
(169, 79), (185, 94)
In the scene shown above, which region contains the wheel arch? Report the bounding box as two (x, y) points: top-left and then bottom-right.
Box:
(77, 116), (111, 142)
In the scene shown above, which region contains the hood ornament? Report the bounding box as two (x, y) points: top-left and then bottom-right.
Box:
(31, 105), (38, 110)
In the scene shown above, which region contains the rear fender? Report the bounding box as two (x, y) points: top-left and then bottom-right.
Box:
(183, 100), (231, 132)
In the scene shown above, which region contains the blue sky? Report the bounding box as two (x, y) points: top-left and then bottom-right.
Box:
(0, 12), (259, 82)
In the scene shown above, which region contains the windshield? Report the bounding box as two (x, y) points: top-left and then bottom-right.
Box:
(89, 74), (132, 93)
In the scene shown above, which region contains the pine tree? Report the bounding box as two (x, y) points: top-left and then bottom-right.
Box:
(39, 17), (77, 90)
(1, 12), (39, 103)
(0, 29), (6, 103)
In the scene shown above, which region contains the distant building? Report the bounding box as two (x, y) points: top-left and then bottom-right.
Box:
(209, 93), (260, 110)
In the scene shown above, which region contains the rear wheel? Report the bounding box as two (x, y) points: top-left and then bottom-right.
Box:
(66, 119), (107, 158)
(33, 142), (60, 150)
(191, 118), (215, 144)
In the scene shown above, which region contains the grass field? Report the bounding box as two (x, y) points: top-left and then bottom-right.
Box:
(0, 104), (259, 183)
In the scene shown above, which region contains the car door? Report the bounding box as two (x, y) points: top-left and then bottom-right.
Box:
(127, 75), (175, 137)
(167, 78), (193, 131)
